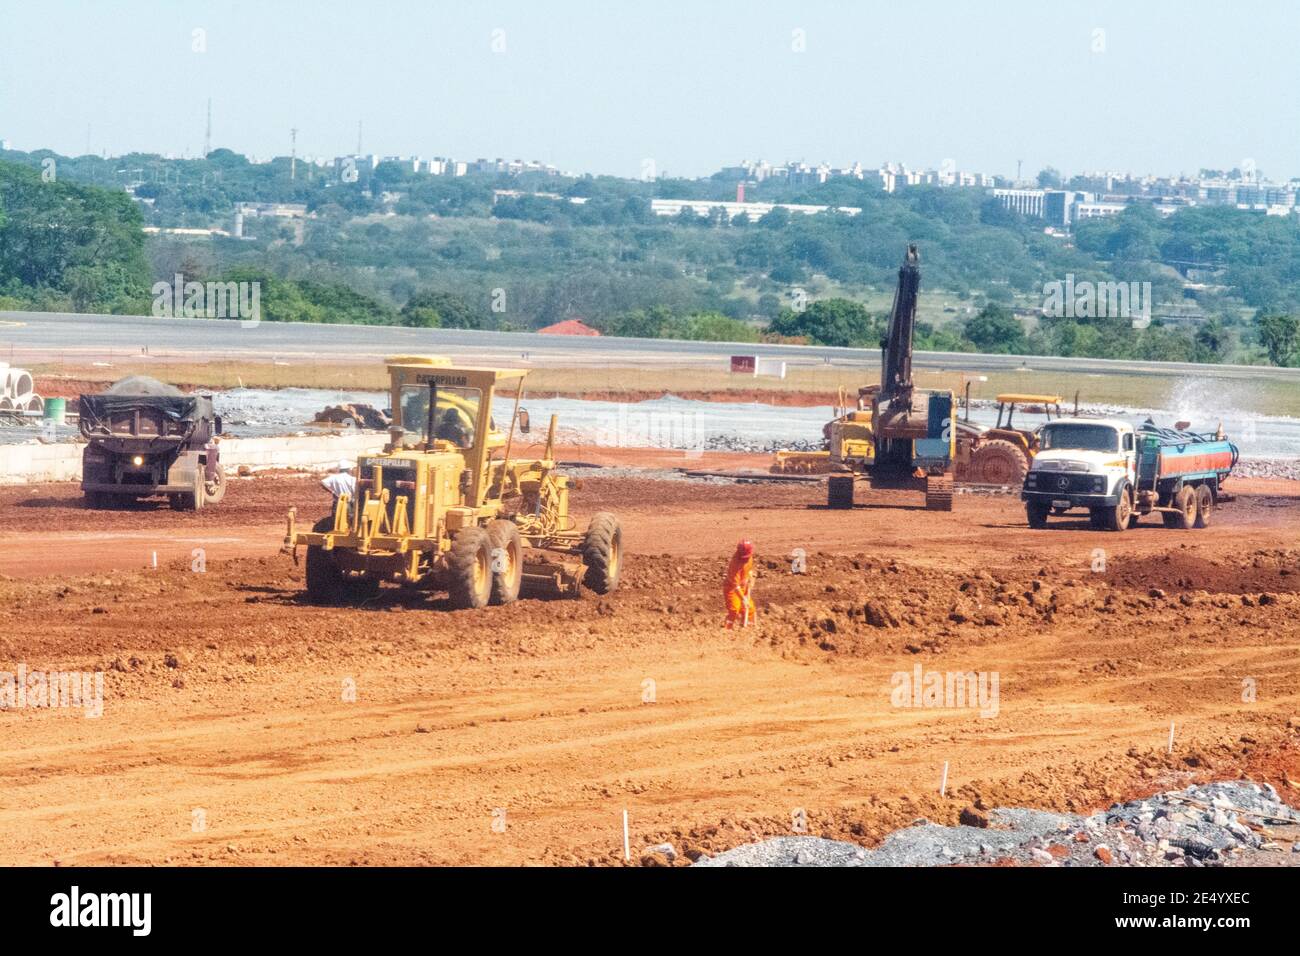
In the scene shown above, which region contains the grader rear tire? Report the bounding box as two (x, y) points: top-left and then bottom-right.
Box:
(581, 512), (623, 595)
(970, 439), (1028, 486)
(447, 526), (493, 609)
(487, 520), (523, 605)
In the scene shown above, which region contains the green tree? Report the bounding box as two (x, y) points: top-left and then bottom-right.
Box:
(0, 160), (150, 312)
(401, 290), (484, 329)
(1256, 312), (1299, 366)
(964, 304), (1027, 353)
(767, 298), (881, 348)
(674, 310), (759, 342)
(600, 305), (676, 338)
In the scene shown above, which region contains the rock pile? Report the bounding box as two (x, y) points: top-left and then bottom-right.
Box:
(694, 781), (1300, 867)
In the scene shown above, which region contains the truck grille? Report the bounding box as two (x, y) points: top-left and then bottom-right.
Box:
(1025, 471), (1106, 494)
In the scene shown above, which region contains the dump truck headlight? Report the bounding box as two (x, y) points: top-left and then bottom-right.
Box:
(132, 455), (144, 466)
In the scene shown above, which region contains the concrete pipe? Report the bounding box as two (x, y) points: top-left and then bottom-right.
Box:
(3, 367), (34, 403)
(0, 397), (12, 412)
(26, 394), (45, 414)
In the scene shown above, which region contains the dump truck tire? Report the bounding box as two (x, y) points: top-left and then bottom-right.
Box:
(581, 512), (622, 595)
(170, 473), (206, 512)
(487, 520), (523, 605)
(827, 475), (855, 509)
(1170, 485), (1197, 529)
(204, 468), (227, 505)
(970, 439), (1028, 486)
(1027, 502), (1050, 528)
(447, 526), (493, 609)
(1194, 485), (1213, 528)
(1101, 486), (1133, 532)
(304, 516), (378, 604)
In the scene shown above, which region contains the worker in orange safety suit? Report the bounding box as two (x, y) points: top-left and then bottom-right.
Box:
(723, 539), (756, 628)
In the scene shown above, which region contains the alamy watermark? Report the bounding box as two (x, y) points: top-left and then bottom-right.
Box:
(0, 664), (104, 718)
(592, 405), (705, 456)
(890, 664), (999, 718)
(1042, 274), (1151, 329)
(152, 274), (261, 328)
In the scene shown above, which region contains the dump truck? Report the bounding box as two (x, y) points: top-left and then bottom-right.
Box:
(820, 245), (957, 511)
(1022, 418), (1238, 531)
(282, 356), (623, 608)
(79, 376), (225, 510)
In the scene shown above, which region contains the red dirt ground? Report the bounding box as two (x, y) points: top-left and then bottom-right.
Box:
(1, 463), (1298, 865)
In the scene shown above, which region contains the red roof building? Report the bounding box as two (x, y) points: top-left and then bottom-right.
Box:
(537, 318), (601, 336)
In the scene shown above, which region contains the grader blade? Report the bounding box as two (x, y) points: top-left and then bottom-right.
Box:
(521, 552), (586, 597)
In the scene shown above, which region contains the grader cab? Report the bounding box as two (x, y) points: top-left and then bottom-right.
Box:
(283, 356), (622, 608)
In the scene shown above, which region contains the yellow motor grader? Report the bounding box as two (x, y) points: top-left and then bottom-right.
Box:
(282, 356), (622, 608)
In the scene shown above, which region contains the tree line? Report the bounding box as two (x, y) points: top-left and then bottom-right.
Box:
(1, 150), (1298, 366)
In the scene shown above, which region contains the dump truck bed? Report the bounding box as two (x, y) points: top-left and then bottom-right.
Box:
(79, 393), (215, 451)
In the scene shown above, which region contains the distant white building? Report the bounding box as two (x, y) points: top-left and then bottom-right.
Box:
(380, 156), (421, 172)
(233, 201), (309, 244)
(650, 198), (861, 221)
(1071, 200), (1127, 221)
(992, 188), (1047, 217)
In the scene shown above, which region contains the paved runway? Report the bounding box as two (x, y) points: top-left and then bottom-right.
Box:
(3, 310), (1297, 382)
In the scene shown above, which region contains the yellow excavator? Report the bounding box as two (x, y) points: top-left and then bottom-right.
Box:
(783, 245), (957, 510)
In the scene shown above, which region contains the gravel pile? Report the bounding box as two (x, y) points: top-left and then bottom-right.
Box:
(1233, 458), (1300, 480)
(693, 781), (1300, 867)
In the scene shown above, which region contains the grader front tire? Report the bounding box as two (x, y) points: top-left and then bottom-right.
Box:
(581, 512), (623, 595)
(305, 516), (379, 605)
(447, 526), (493, 609)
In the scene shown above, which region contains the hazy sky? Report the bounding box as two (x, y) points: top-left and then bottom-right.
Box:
(2, 0), (1298, 181)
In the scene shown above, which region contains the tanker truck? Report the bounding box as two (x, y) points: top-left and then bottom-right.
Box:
(1021, 417), (1237, 531)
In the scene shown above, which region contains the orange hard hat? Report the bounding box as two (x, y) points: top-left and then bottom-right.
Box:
(736, 539), (754, 558)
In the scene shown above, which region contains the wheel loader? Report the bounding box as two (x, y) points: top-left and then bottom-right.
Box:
(282, 356), (622, 608)
(962, 393), (1063, 486)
